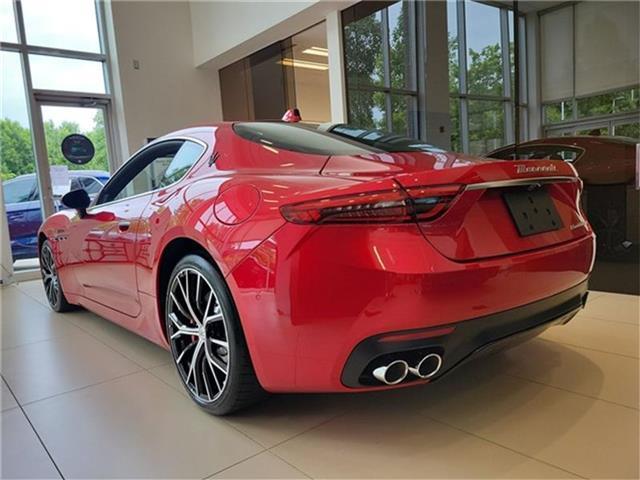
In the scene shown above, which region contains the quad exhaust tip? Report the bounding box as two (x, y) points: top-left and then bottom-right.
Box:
(373, 353), (443, 385)
(372, 360), (409, 385)
(409, 353), (442, 379)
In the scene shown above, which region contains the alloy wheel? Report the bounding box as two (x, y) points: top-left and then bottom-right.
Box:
(167, 267), (230, 403)
(41, 244), (60, 307)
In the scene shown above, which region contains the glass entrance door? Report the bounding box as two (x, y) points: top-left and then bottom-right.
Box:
(40, 104), (112, 195)
(2, 102), (114, 272)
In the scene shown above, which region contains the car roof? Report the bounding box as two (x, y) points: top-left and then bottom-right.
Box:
(4, 170), (110, 182)
(492, 136), (638, 152)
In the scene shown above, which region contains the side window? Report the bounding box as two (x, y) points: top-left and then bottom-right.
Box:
(490, 146), (582, 162)
(552, 149), (580, 162)
(70, 176), (102, 194)
(3, 178), (36, 204)
(69, 177), (83, 192)
(158, 141), (204, 188)
(79, 176), (104, 194)
(96, 139), (203, 205)
(112, 152), (178, 202)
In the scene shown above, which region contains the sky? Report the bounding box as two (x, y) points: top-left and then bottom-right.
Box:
(447, 0), (507, 61)
(1, 0), (102, 131)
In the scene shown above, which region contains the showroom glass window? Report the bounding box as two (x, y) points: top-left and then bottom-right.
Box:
(219, 22), (331, 123)
(447, 0), (527, 154)
(540, 2), (639, 139)
(0, 0), (113, 271)
(342, 1), (419, 137)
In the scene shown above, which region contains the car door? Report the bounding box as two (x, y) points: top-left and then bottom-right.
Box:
(3, 176), (41, 260)
(134, 139), (208, 295)
(69, 140), (187, 317)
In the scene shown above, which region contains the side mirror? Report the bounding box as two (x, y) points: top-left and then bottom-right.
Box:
(61, 189), (91, 217)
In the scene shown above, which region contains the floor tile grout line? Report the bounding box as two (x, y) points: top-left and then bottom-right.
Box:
(20, 361), (176, 410)
(1, 375), (66, 480)
(2, 337), (58, 353)
(502, 372), (639, 411)
(62, 315), (169, 371)
(575, 312), (639, 327)
(420, 411), (588, 479)
(586, 291), (639, 303)
(143, 364), (279, 455)
(17, 369), (144, 409)
(266, 448), (313, 479)
(12, 282), (61, 310)
(267, 411), (351, 451)
(201, 449), (268, 480)
(0, 373), (20, 412)
(9, 282), (171, 371)
(538, 337), (639, 360)
(143, 359), (342, 464)
(4, 283), (54, 310)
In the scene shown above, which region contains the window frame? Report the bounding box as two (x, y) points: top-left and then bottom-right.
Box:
(448, 0), (528, 153)
(538, 3), (640, 137)
(93, 137), (207, 208)
(342, 1), (420, 136)
(0, 0), (120, 217)
(3, 176), (37, 204)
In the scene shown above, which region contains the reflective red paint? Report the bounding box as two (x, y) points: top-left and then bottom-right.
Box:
(39, 123), (595, 393)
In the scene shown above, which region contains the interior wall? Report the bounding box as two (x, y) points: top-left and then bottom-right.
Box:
(190, 1), (357, 69)
(190, 1), (317, 68)
(292, 68), (332, 122)
(107, 1), (222, 157)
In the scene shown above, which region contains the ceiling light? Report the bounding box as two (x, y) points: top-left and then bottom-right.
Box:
(279, 58), (329, 71)
(302, 46), (329, 57)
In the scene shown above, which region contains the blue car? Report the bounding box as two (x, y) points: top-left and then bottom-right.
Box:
(3, 170), (109, 260)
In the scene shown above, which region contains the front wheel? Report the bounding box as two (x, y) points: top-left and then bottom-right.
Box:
(40, 240), (75, 312)
(165, 254), (266, 415)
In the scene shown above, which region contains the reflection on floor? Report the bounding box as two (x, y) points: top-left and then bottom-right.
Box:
(1, 281), (639, 479)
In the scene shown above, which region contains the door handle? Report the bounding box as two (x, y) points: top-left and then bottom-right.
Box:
(118, 221), (131, 232)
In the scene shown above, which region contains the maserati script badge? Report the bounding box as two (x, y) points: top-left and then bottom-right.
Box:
(515, 164), (558, 174)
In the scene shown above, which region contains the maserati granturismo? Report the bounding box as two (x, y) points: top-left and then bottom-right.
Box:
(38, 122), (595, 414)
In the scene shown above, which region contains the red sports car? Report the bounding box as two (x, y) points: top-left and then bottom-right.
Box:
(39, 122), (595, 414)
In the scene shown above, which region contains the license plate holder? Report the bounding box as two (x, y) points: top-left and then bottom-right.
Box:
(503, 186), (563, 236)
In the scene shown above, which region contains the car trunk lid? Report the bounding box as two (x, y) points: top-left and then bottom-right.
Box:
(322, 151), (590, 261)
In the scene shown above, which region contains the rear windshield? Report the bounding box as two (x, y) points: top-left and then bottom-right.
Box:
(233, 122), (380, 156)
(326, 124), (447, 153)
(489, 145), (584, 162)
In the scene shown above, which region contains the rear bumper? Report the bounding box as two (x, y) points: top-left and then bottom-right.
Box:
(228, 222), (595, 393)
(342, 279), (588, 388)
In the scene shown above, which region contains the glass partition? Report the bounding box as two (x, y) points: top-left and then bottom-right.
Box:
(1, 51), (43, 270)
(342, 1), (418, 137)
(220, 22), (330, 123)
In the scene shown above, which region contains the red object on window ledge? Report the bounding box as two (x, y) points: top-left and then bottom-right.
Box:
(282, 108), (301, 122)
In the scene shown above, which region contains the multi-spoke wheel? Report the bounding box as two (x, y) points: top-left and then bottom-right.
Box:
(40, 240), (74, 312)
(166, 254), (265, 415)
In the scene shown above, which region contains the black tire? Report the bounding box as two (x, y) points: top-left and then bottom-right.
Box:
(39, 240), (75, 312)
(165, 254), (266, 415)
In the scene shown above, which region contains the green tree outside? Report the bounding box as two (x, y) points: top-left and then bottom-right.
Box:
(0, 112), (109, 181)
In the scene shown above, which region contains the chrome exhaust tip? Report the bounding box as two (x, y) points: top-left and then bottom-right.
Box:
(409, 353), (443, 379)
(372, 360), (409, 385)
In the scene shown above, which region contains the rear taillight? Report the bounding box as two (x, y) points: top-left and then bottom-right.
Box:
(280, 185), (461, 224)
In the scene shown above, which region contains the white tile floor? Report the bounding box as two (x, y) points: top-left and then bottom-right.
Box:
(1, 281), (638, 479)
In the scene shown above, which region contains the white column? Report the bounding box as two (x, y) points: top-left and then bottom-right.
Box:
(0, 181), (15, 285)
(526, 12), (541, 139)
(424, 1), (452, 149)
(326, 10), (347, 124)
